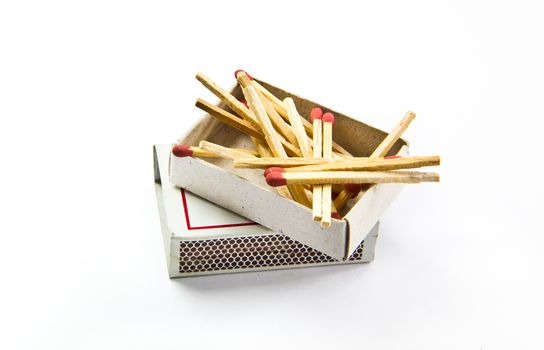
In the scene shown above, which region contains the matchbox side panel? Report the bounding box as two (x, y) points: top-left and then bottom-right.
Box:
(177, 235), (366, 275)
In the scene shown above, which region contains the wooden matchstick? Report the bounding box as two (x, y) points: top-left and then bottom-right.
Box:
(200, 71), (273, 159)
(265, 170), (440, 186)
(310, 107), (323, 221)
(371, 111), (416, 158)
(199, 141), (259, 160)
(244, 85), (310, 207)
(321, 112), (334, 228)
(262, 97), (299, 146)
(287, 156), (440, 172)
(195, 99), (303, 157)
(235, 71), (298, 146)
(195, 72), (261, 129)
(233, 157), (327, 168)
(243, 85), (288, 158)
(234, 155), (440, 171)
(334, 111), (416, 212)
(240, 70), (352, 156)
(331, 202), (342, 220)
(172, 144), (260, 158)
(284, 98), (313, 158)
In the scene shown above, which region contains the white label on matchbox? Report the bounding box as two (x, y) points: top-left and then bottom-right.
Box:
(157, 145), (273, 239)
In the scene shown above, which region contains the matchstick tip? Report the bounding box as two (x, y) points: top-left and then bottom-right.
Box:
(172, 144), (193, 157)
(234, 69), (253, 80)
(265, 171), (287, 187)
(322, 112), (335, 124)
(310, 107), (323, 121)
(263, 167), (285, 177)
(332, 212), (342, 220)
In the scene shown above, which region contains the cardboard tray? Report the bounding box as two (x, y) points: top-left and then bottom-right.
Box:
(169, 79), (407, 261)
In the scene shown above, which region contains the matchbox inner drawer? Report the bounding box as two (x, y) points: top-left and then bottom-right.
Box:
(169, 79), (408, 261)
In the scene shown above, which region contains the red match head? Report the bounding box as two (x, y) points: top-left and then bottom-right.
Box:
(344, 183), (362, 195)
(265, 171), (287, 187)
(264, 167), (285, 177)
(234, 69), (253, 80)
(310, 107), (323, 121)
(172, 144), (193, 157)
(322, 112), (335, 124)
(332, 212), (342, 220)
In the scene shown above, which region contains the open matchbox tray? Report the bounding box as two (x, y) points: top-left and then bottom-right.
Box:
(154, 144), (379, 278)
(168, 79), (408, 261)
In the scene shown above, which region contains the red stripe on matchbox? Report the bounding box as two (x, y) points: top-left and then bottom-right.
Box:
(180, 189), (257, 230)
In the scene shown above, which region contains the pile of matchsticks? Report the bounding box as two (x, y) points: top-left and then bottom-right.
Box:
(172, 70), (440, 229)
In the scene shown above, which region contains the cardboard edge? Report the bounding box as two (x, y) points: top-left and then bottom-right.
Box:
(360, 222), (379, 262)
(343, 146), (409, 256)
(153, 145), (173, 274)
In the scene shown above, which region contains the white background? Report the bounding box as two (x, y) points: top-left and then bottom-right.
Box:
(1, 1), (543, 349)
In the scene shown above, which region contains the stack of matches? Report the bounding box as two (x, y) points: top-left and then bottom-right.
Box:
(172, 70), (440, 229)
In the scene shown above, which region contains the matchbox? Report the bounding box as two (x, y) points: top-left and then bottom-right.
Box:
(169, 79), (408, 261)
(154, 145), (378, 278)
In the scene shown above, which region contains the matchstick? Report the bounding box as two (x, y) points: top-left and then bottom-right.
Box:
(331, 202), (342, 220)
(236, 69), (352, 156)
(286, 155), (440, 172)
(172, 144), (260, 158)
(244, 85), (310, 207)
(265, 169), (440, 186)
(284, 98), (313, 158)
(199, 141), (259, 160)
(236, 70), (299, 146)
(234, 155), (440, 171)
(233, 157), (326, 168)
(334, 111), (416, 212)
(309, 107), (323, 221)
(371, 111), (416, 158)
(321, 112), (334, 228)
(195, 99), (303, 157)
(243, 85), (288, 158)
(195, 72), (261, 129)
(262, 97), (299, 146)
(332, 184), (364, 212)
